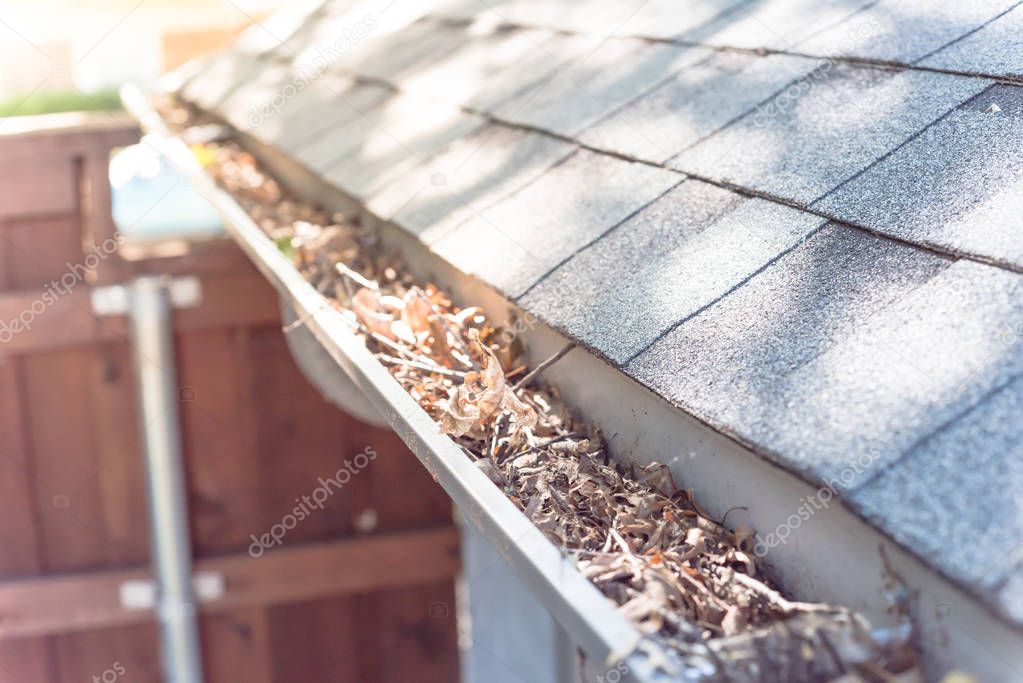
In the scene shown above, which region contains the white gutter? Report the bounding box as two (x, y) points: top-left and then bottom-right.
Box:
(121, 83), (681, 683)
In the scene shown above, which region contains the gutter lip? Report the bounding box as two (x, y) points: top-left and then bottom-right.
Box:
(119, 82), (677, 682)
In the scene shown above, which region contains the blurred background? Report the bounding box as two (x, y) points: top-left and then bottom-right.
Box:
(0, 0), (284, 118)
(0, 2), (462, 682)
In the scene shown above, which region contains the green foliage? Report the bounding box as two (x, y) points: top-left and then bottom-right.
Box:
(0, 88), (122, 118)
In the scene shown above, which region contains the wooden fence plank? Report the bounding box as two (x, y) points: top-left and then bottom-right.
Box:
(0, 272), (281, 356)
(0, 528), (459, 640)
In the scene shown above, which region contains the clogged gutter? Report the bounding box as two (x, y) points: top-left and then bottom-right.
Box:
(158, 97), (920, 682)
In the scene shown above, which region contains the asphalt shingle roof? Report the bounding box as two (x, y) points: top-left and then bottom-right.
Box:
(176, 0), (1023, 630)
(920, 3), (1023, 78)
(670, 64), (991, 204)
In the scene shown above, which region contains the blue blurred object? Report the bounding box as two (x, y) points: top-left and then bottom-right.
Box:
(109, 136), (224, 243)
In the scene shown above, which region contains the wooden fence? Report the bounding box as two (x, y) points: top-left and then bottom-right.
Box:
(0, 113), (458, 683)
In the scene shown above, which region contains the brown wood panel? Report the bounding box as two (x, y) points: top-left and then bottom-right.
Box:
(0, 529), (459, 640)
(1, 215), (85, 290)
(81, 341), (150, 560)
(19, 345), (131, 573)
(0, 114), (137, 162)
(0, 272), (279, 356)
(267, 596), (361, 682)
(53, 625), (160, 683)
(370, 581), (460, 683)
(0, 640), (52, 683)
(245, 325), (362, 544)
(0, 115), (460, 683)
(202, 608), (274, 683)
(0, 160), (77, 220)
(0, 361), (42, 578)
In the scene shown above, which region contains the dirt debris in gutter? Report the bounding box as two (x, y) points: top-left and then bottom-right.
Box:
(158, 97), (921, 683)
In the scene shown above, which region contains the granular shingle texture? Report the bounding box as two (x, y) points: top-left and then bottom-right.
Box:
(579, 52), (815, 163)
(279, 82), (395, 171)
(796, 0), (1022, 64)
(851, 373), (1023, 623)
(919, 2), (1023, 78)
(177, 0), (1023, 631)
(625, 226), (955, 485)
(520, 180), (825, 363)
(671, 64), (991, 204)
(431, 150), (680, 297)
(490, 39), (708, 138)
(366, 125), (576, 240)
(815, 84), (1023, 271)
(679, 0), (875, 50)
(320, 96), (486, 200)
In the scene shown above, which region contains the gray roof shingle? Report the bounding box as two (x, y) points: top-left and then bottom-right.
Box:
(814, 84), (1023, 272)
(920, 2), (1023, 78)
(431, 150), (680, 297)
(578, 51), (815, 163)
(365, 124), (577, 240)
(850, 373), (1023, 623)
(319, 95), (486, 200)
(489, 39), (708, 138)
(795, 0), (1022, 64)
(519, 180), (826, 363)
(624, 225), (957, 486)
(670, 64), (991, 204)
(679, 0), (875, 50)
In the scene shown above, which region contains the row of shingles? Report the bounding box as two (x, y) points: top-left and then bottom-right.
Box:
(621, 228), (1023, 621)
(473, 0), (1023, 80)
(337, 21), (701, 300)
(421, 29), (704, 298)
(686, 2), (1023, 275)
(559, 6), (1023, 619)
(368, 1), (797, 283)
(919, 3), (1023, 80)
(177, 0), (330, 115)
(321, 7), (990, 308)
(429, 2), (1023, 275)
(222, 15), (676, 302)
(354, 11), (993, 374)
(223, 6), (1020, 490)
(777, 1), (1023, 273)
(462, 2), (1023, 623)
(511, 25), (993, 363)
(361, 22), (591, 238)
(580, 43), (1023, 273)
(205, 18), (496, 214)
(283, 18), (489, 202)
(794, 0), (1023, 77)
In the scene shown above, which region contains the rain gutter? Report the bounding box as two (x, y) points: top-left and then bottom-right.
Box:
(120, 83), (678, 683)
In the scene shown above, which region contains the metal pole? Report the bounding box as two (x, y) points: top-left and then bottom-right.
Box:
(128, 275), (205, 683)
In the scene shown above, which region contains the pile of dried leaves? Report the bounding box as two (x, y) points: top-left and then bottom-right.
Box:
(160, 98), (919, 682)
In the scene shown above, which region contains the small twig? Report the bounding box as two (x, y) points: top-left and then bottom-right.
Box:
(415, 288), (476, 370)
(335, 261), (378, 291)
(729, 570), (839, 616)
(512, 342), (576, 391)
(342, 312), (450, 371)
(376, 354), (467, 379)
